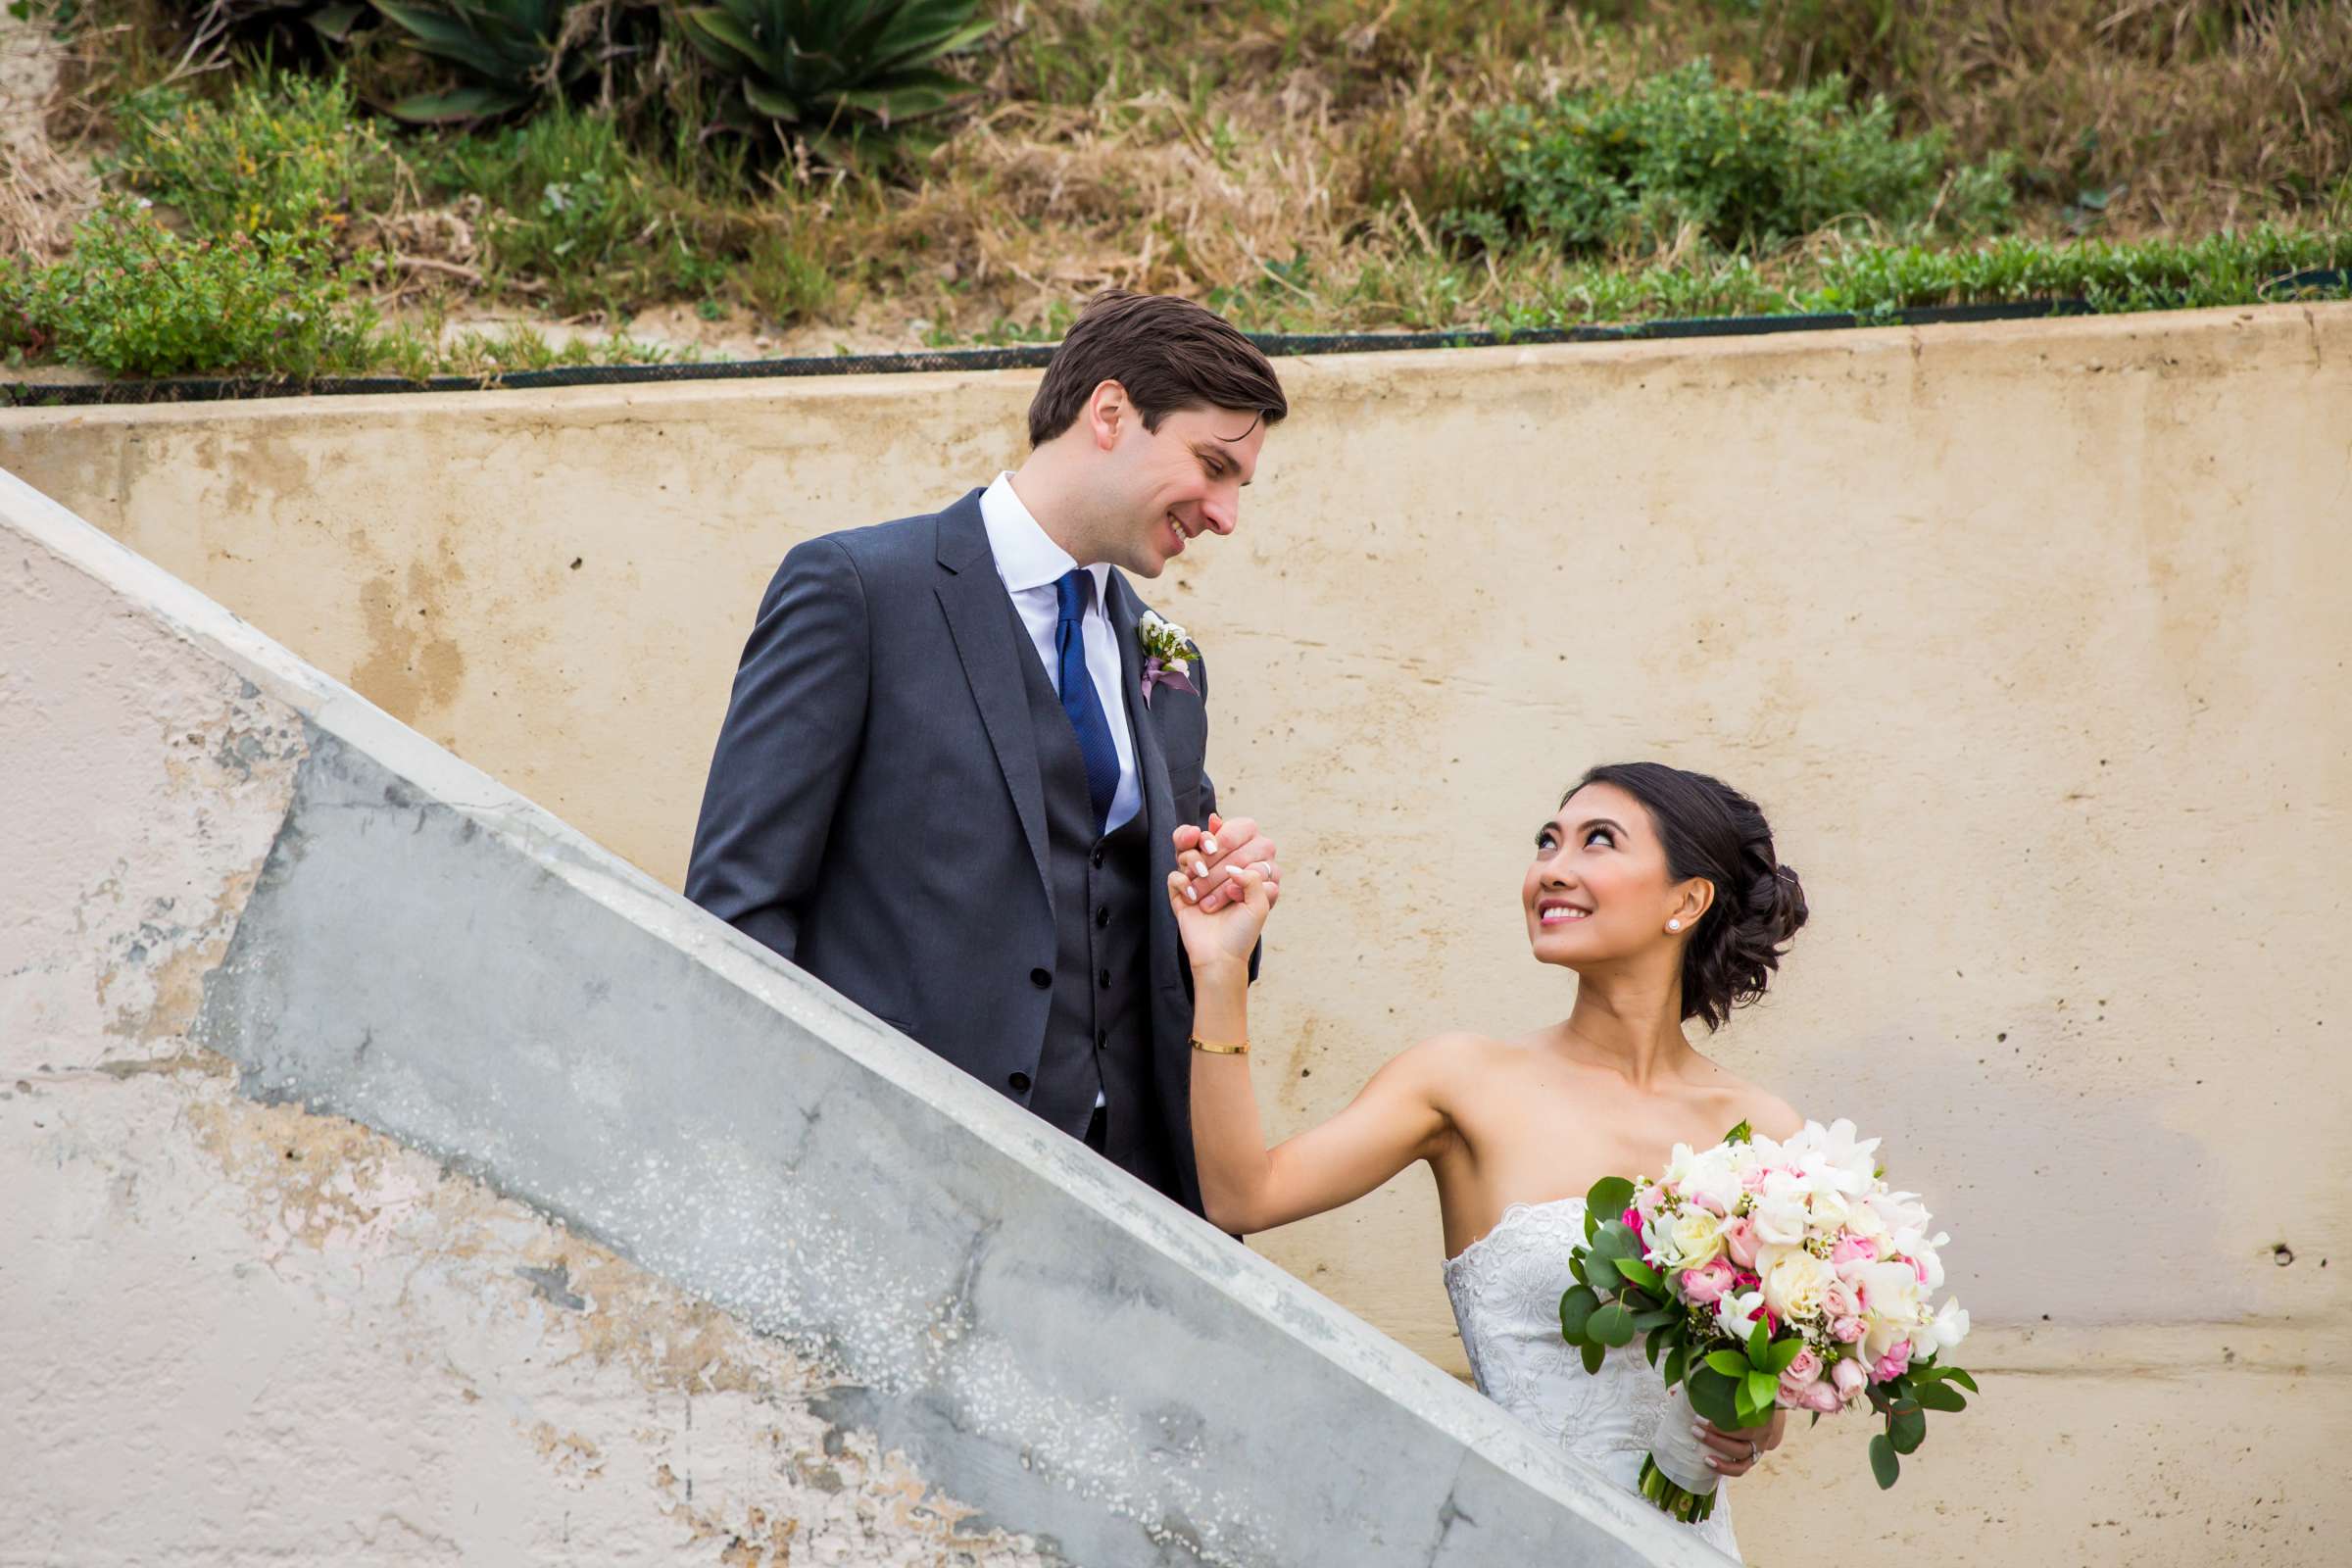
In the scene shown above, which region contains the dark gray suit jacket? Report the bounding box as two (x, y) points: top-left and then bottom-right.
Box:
(685, 489), (1223, 1212)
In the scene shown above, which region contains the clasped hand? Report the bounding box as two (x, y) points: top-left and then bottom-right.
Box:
(1165, 811), (1279, 967)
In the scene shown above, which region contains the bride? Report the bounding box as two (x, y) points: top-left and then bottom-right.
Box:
(1169, 761), (1811, 1559)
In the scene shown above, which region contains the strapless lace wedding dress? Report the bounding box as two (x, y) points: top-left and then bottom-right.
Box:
(1443, 1197), (1741, 1560)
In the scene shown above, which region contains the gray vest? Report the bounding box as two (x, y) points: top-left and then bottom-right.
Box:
(1008, 601), (1170, 1189)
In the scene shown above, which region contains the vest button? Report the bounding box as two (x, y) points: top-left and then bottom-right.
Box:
(1096, 1029), (1108, 1050)
(1090, 846), (1105, 869)
(1008, 1071), (1031, 1093)
(1098, 968), (1110, 990)
(1094, 906), (1109, 928)
(1029, 967), (1051, 989)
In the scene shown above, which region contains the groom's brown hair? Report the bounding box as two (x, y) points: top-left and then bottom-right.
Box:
(1028, 289), (1288, 448)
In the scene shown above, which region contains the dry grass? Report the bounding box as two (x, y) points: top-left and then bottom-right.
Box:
(775, 0), (2351, 338)
(9, 0), (2347, 365)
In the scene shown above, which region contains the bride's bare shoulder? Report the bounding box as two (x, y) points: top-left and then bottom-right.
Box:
(1691, 1057), (1805, 1141)
(1370, 1030), (1519, 1093)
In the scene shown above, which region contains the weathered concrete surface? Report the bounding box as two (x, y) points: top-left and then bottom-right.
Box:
(6, 302), (2350, 1563)
(0, 473), (1714, 1565)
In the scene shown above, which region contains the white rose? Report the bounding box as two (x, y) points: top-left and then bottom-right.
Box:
(1854, 1260), (1923, 1358)
(1683, 1160), (1742, 1218)
(1761, 1247), (1833, 1323)
(1752, 1172), (1812, 1246)
(1666, 1208), (1726, 1269)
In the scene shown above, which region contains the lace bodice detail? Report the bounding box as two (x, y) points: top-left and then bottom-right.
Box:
(1444, 1198), (1740, 1559)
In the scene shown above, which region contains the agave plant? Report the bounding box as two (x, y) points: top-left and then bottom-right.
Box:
(671, 0), (992, 155)
(375, 0), (585, 122)
(171, 0), (371, 68)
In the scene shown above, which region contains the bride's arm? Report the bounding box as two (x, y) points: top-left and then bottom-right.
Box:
(1172, 864), (1450, 1236)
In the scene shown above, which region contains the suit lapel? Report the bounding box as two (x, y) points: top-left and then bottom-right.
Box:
(934, 493), (1052, 906)
(1109, 571), (1184, 995)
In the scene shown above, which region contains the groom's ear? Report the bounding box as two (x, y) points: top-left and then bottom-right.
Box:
(1084, 378), (1133, 450)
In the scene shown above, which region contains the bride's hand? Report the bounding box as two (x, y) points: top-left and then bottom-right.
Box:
(1695, 1408), (1788, 1479)
(1165, 854), (1272, 972)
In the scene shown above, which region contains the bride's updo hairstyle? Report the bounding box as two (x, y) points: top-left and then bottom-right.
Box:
(1568, 762), (1808, 1032)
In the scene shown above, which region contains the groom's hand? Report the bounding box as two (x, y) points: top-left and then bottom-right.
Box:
(1173, 810), (1281, 914)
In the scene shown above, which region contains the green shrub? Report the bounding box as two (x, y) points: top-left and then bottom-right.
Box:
(672, 0), (992, 158)
(108, 74), (402, 240)
(1799, 226), (2352, 319)
(14, 199), (378, 377)
(1452, 60), (2013, 256)
(425, 104), (664, 311)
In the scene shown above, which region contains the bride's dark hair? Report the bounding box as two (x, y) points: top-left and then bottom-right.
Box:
(1566, 762), (1808, 1032)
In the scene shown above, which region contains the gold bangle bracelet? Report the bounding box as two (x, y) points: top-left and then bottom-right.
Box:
(1190, 1036), (1250, 1055)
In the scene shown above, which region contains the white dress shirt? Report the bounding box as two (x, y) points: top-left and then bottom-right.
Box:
(979, 473), (1142, 833)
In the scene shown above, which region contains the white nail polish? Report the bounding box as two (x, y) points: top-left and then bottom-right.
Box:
(1200, 836), (1219, 856)
(1183, 886), (1198, 904)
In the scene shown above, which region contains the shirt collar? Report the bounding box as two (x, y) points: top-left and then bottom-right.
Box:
(981, 472), (1112, 603)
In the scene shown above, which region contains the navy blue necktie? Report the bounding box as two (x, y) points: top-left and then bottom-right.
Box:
(1054, 568), (1120, 833)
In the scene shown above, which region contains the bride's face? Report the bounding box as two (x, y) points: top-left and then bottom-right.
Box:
(1523, 782), (1686, 969)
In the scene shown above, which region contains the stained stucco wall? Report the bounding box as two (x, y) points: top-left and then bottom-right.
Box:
(5, 302), (2348, 1563)
(0, 473), (1704, 1566)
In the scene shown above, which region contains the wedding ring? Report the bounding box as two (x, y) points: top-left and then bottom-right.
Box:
(1745, 1439), (1761, 1461)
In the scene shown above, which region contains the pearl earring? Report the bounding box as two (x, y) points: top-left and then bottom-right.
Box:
(1667, 919), (1683, 932)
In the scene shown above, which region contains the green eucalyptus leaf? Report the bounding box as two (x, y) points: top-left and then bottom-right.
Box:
(1586, 1175), (1636, 1220)
(1941, 1367), (1980, 1395)
(1917, 1382), (1968, 1413)
(1559, 1284), (1600, 1344)
(1581, 1338), (1606, 1376)
(1663, 1344), (1689, 1389)
(1888, 1407), (1927, 1454)
(1870, 1434), (1900, 1489)
(1568, 1250), (1590, 1286)
(1584, 1254), (1621, 1292)
(1686, 1366), (1740, 1429)
(1590, 1302), (1638, 1348)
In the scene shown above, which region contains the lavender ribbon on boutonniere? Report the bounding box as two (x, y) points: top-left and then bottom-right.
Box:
(1137, 610), (1199, 708)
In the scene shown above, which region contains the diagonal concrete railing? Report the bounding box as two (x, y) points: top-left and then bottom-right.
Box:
(0, 465), (1719, 1567)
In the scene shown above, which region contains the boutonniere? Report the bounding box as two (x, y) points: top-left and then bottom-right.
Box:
(1137, 611), (1199, 708)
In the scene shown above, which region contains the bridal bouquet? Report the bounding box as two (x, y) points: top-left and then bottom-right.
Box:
(1558, 1119), (1976, 1523)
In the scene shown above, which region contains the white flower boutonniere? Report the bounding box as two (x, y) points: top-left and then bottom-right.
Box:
(1137, 611), (1199, 708)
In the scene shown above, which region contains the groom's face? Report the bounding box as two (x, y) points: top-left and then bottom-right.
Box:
(1102, 399), (1267, 578)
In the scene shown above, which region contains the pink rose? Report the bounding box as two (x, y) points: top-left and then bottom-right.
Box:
(1635, 1184), (1667, 1218)
(1832, 1357), (1868, 1398)
(1623, 1205), (1642, 1234)
(1790, 1377), (1843, 1414)
(1824, 1279), (1859, 1320)
(1680, 1259), (1736, 1305)
(1832, 1315), (1865, 1344)
(1776, 1348), (1823, 1408)
(1722, 1217), (1761, 1268)
(1741, 1165), (1770, 1193)
(1831, 1234), (1880, 1268)
(1911, 1254), (1930, 1285)
(1873, 1344), (1912, 1383)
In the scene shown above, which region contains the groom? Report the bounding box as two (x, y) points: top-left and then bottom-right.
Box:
(685, 289), (1287, 1215)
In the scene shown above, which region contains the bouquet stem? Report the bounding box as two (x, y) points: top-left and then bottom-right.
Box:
(1638, 1454), (1719, 1523)
(1640, 1380), (1723, 1524)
